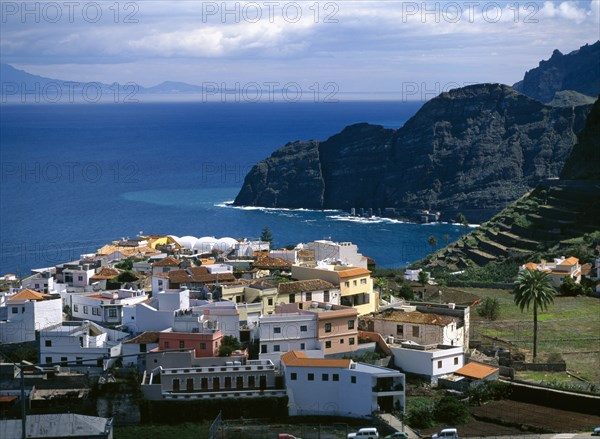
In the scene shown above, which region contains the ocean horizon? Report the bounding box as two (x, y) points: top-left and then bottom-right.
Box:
(1, 101), (468, 274)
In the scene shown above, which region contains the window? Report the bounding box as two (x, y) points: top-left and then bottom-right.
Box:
(412, 326), (420, 337)
(333, 374), (339, 382)
(348, 320), (355, 329)
(325, 341), (331, 349)
(344, 282), (349, 288)
(236, 296), (241, 303)
(274, 345), (281, 352)
(396, 325), (404, 336)
(200, 343), (207, 350)
(109, 308), (117, 318)
(437, 360), (443, 369)
(60, 357), (68, 366)
(76, 357), (83, 365)
(308, 373), (314, 381)
(179, 341), (185, 349)
(273, 327), (281, 334)
(300, 343), (305, 350)
(224, 377), (232, 388)
(261, 344), (267, 353)
(73, 304), (79, 312)
(78, 275), (83, 281)
(201, 378), (209, 390)
(340, 339), (344, 344)
(164, 341), (170, 348)
(349, 337), (355, 345)
(83, 306), (88, 314)
(45, 357), (52, 364)
(288, 294), (295, 303)
(173, 379), (180, 392)
(353, 280), (357, 286)
(324, 290), (330, 302)
(268, 298), (273, 306)
(11, 307), (18, 314)
(305, 292), (312, 301)
(454, 357), (459, 365)
(361, 278), (367, 285)
(236, 377), (243, 389)
(290, 372), (297, 381)
(351, 376), (356, 384)
(322, 373), (329, 381)
(248, 376), (255, 387)
(21, 307), (25, 313)
(300, 325), (307, 332)
(325, 323), (331, 333)
(45, 340), (52, 347)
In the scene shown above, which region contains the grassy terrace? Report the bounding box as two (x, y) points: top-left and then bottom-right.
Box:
(467, 288), (600, 385)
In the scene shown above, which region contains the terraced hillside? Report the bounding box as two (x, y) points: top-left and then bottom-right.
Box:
(423, 181), (600, 271)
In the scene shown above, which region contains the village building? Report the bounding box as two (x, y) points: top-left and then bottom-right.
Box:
(291, 264), (377, 315)
(151, 266), (235, 294)
(520, 256), (582, 286)
(281, 350), (405, 418)
(305, 240), (368, 268)
(141, 351), (284, 402)
(70, 288), (147, 325)
(0, 289), (63, 344)
(276, 302), (359, 355)
(39, 320), (128, 370)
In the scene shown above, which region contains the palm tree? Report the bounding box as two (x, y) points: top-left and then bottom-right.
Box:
(427, 235), (438, 252)
(375, 277), (388, 302)
(513, 269), (556, 360)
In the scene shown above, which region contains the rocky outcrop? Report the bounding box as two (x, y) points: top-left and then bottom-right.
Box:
(513, 41), (600, 103)
(234, 84), (591, 222)
(561, 96), (600, 180)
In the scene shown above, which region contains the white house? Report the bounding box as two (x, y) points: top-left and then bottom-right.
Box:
(205, 264), (234, 275)
(270, 249), (299, 264)
(388, 341), (464, 383)
(62, 264), (96, 287)
(192, 301), (240, 339)
(521, 256), (582, 286)
(233, 240), (270, 257)
(281, 350), (405, 418)
(39, 321), (128, 370)
(277, 279), (341, 305)
(122, 289), (190, 334)
(258, 312), (322, 365)
(71, 288), (147, 325)
(0, 289), (63, 344)
(306, 240), (368, 268)
(121, 331), (161, 367)
(21, 271), (66, 295)
(404, 269), (430, 282)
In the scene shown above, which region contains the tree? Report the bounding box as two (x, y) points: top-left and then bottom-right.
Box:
(398, 284), (415, 300)
(427, 235), (438, 252)
(513, 269), (556, 359)
(117, 270), (138, 283)
(115, 259), (133, 270)
(477, 297), (501, 320)
(219, 335), (242, 357)
(260, 225), (273, 243)
(434, 395), (470, 424)
(560, 276), (585, 296)
(456, 212), (468, 227)
(375, 277), (387, 301)
(418, 270), (429, 287)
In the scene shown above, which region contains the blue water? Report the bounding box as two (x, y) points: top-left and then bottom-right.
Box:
(0, 102), (467, 274)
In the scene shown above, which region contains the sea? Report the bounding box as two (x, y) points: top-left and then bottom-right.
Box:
(0, 101), (469, 275)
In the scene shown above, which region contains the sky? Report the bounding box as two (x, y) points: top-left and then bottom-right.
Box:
(1, 0), (599, 95)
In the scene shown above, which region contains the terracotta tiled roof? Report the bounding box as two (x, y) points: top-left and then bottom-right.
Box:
(455, 362), (499, 380)
(523, 262), (538, 270)
(8, 289), (52, 302)
(559, 257), (579, 266)
(365, 309), (455, 326)
(336, 267), (371, 279)
(91, 267), (122, 280)
(153, 256), (182, 267)
(252, 257), (292, 270)
(280, 350), (352, 368)
(123, 331), (161, 344)
(167, 267), (235, 285)
(278, 279), (336, 295)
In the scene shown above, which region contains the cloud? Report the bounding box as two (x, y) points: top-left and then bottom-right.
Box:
(1, 1), (598, 91)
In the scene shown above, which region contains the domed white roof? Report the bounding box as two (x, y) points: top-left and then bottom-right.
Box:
(193, 237), (217, 252)
(177, 236), (198, 249)
(214, 237), (238, 252)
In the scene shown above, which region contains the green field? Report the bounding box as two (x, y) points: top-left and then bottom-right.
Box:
(466, 288), (600, 384)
